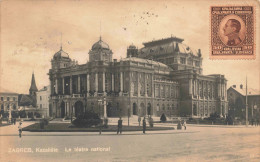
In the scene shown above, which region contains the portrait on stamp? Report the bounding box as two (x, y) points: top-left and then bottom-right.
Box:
(219, 15), (246, 46)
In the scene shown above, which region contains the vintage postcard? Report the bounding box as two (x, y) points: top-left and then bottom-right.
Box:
(0, 0), (259, 162)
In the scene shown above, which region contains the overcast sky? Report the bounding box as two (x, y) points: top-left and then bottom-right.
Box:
(0, 0), (259, 94)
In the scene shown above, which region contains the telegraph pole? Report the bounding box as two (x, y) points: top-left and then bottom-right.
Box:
(246, 76), (248, 126)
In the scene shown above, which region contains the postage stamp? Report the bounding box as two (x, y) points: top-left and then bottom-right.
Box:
(210, 6), (255, 59)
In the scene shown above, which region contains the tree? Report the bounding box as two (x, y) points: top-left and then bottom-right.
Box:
(160, 113), (167, 123)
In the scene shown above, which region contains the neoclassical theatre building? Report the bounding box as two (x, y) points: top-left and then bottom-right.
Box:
(49, 36), (228, 118)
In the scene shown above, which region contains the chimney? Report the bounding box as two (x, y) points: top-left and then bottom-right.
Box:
(240, 84), (243, 89)
(232, 85), (236, 88)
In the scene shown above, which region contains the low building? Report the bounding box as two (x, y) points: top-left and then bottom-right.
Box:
(0, 92), (19, 113)
(36, 85), (51, 117)
(227, 85), (260, 120)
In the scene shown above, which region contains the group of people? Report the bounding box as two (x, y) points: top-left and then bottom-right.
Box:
(177, 120), (187, 130)
(117, 117), (149, 134)
(251, 118), (260, 126)
(10, 118), (17, 125)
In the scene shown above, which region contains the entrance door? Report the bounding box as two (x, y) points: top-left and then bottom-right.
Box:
(133, 103), (137, 115)
(75, 101), (84, 117)
(147, 103), (151, 116)
(140, 103), (145, 116)
(60, 102), (65, 118)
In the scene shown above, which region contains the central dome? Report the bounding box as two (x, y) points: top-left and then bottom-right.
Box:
(91, 37), (110, 50)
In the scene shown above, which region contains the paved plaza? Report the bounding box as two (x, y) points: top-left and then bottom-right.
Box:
(0, 121), (259, 162)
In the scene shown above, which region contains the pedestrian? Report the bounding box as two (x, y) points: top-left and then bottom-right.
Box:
(18, 121), (22, 138)
(138, 116), (141, 126)
(117, 117), (123, 134)
(183, 120), (187, 130)
(143, 117), (146, 134)
(0, 114), (2, 125)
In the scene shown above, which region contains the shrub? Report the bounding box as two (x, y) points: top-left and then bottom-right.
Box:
(19, 110), (27, 118)
(160, 113), (167, 123)
(72, 110), (102, 128)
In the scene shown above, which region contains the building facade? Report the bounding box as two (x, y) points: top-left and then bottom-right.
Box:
(227, 85), (260, 120)
(49, 36), (228, 118)
(0, 92), (19, 113)
(36, 85), (51, 117)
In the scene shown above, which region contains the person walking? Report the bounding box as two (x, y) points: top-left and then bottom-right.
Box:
(18, 121), (22, 138)
(183, 120), (187, 130)
(14, 118), (16, 125)
(138, 116), (141, 126)
(143, 117), (146, 134)
(117, 117), (123, 134)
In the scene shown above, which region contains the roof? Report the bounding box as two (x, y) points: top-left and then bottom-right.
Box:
(53, 47), (70, 59)
(18, 94), (36, 107)
(29, 72), (38, 92)
(91, 37), (110, 50)
(139, 37), (198, 57)
(121, 57), (169, 68)
(229, 87), (260, 96)
(0, 92), (19, 95)
(142, 36), (184, 47)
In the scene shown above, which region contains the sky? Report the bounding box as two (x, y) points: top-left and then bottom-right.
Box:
(0, 0), (259, 94)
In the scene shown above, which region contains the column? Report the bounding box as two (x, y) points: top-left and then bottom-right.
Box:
(87, 74), (90, 96)
(65, 102), (67, 116)
(62, 77), (65, 95)
(189, 79), (192, 95)
(224, 82), (227, 101)
(218, 82), (221, 97)
(102, 72), (105, 93)
(151, 75), (154, 98)
(137, 73), (140, 97)
(104, 98), (107, 118)
(95, 73), (98, 92)
(198, 80), (200, 99)
(70, 76), (72, 94)
(144, 73), (147, 97)
(120, 72), (123, 91)
(111, 73), (114, 92)
(119, 72), (123, 96)
(55, 78), (58, 94)
(211, 82), (214, 99)
(78, 75), (81, 93)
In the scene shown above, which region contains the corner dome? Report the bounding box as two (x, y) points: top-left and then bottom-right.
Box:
(129, 44), (136, 49)
(91, 37), (110, 50)
(53, 47), (69, 59)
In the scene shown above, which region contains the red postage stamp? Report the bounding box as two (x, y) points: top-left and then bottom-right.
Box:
(210, 6), (255, 59)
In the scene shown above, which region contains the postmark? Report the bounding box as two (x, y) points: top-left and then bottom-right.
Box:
(210, 6), (255, 59)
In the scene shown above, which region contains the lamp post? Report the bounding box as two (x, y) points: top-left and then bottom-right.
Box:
(128, 106), (130, 126)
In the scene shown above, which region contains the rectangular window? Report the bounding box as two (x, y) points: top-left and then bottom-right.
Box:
(195, 61), (200, 67)
(13, 97), (16, 101)
(40, 96), (42, 101)
(180, 58), (186, 64)
(0, 97), (3, 101)
(40, 104), (42, 109)
(7, 97), (9, 101)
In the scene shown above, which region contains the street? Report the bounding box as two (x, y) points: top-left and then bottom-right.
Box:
(0, 122), (259, 162)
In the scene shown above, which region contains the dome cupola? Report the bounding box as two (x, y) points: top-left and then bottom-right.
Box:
(91, 37), (110, 50)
